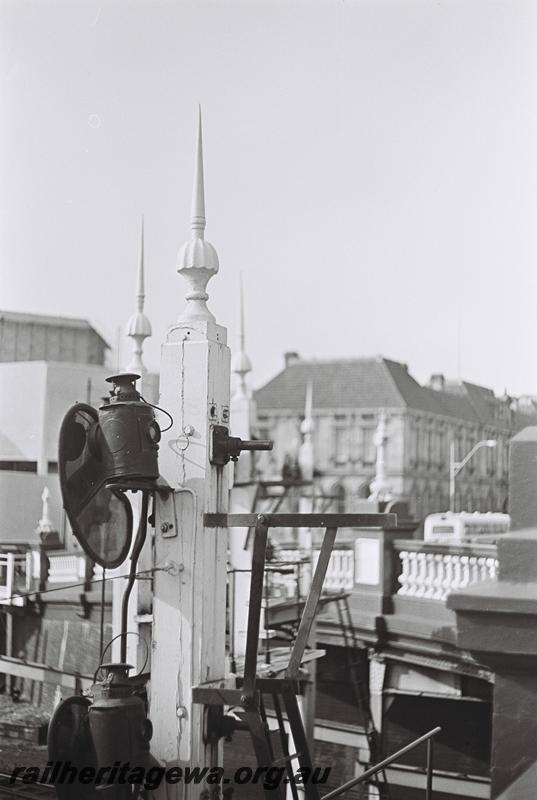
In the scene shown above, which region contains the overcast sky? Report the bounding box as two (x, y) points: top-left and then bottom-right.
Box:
(1, 0), (536, 397)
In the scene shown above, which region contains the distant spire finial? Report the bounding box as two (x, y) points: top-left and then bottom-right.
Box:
(232, 274), (252, 396)
(177, 106), (219, 322)
(126, 216), (152, 373)
(239, 273), (246, 354)
(136, 215), (145, 311)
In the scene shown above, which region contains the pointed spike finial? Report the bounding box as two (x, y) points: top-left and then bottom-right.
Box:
(177, 107), (219, 322)
(239, 273), (246, 353)
(126, 215), (152, 373)
(137, 215), (145, 311)
(191, 105), (206, 238)
(232, 273), (252, 396)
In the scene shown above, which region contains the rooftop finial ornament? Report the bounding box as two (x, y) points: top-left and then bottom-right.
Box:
(177, 106), (219, 322)
(126, 216), (152, 373)
(298, 381), (315, 480)
(37, 487), (54, 535)
(369, 410), (393, 503)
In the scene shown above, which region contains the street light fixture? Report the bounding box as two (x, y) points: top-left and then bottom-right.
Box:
(449, 439), (497, 511)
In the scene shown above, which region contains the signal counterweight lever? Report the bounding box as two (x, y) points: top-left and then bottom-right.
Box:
(210, 424), (273, 466)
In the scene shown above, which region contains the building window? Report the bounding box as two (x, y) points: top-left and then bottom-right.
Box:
(502, 439), (509, 476)
(437, 428), (445, 468)
(360, 427), (375, 465)
(331, 483), (346, 513)
(413, 424), (421, 465)
(425, 425), (434, 465)
(486, 437), (496, 476)
(47, 461), (58, 473)
(334, 426), (350, 464)
(256, 427), (271, 443)
(0, 461), (38, 473)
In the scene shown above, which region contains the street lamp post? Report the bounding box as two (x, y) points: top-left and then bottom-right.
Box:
(449, 439), (497, 512)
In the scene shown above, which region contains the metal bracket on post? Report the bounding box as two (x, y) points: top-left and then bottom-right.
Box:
(209, 425), (273, 466)
(203, 706), (248, 745)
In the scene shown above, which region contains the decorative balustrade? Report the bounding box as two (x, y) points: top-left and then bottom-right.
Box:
(0, 538), (498, 612)
(47, 554), (87, 583)
(271, 548), (354, 598)
(313, 548), (354, 592)
(395, 540), (498, 602)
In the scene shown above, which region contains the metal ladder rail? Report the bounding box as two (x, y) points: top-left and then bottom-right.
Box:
(335, 595), (390, 799)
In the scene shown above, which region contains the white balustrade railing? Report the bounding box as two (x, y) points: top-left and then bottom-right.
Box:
(273, 550), (309, 598)
(48, 554), (87, 583)
(0, 548), (129, 604)
(397, 546), (498, 602)
(313, 549), (354, 592)
(269, 548), (354, 598)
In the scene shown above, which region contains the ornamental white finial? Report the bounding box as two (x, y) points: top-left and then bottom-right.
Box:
(369, 410), (393, 502)
(126, 216), (152, 373)
(299, 381), (315, 479)
(37, 487), (55, 534)
(232, 274), (252, 397)
(177, 106), (219, 322)
(300, 381), (314, 437)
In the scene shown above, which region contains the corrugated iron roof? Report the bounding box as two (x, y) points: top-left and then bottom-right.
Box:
(0, 311), (109, 348)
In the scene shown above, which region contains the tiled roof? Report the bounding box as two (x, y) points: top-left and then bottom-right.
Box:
(255, 358), (404, 411)
(254, 357), (537, 428)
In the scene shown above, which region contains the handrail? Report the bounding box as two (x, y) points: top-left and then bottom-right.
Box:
(322, 726), (442, 800)
(204, 512), (397, 528)
(393, 538), (497, 557)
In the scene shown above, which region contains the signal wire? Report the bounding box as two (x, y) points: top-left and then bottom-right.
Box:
(120, 490), (149, 662)
(0, 564), (169, 607)
(99, 567), (106, 663)
(139, 395), (174, 433)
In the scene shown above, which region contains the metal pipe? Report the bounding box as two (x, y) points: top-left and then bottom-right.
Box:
(426, 736), (434, 800)
(449, 440), (456, 511)
(242, 518), (268, 699)
(237, 439), (273, 452)
(321, 726), (442, 800)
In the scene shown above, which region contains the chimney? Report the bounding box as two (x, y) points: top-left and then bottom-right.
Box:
(430, 373), (445, 392)
(284, 351), (300, 368)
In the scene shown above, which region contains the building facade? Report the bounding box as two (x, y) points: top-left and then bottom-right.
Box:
(254, 353), (537, 519)
(0, 302), (157, 545)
